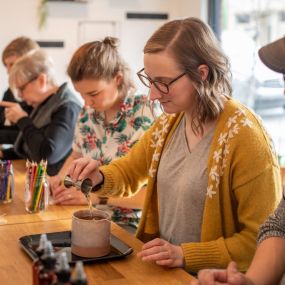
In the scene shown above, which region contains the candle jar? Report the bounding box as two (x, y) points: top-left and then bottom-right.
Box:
(24, 173), (49, 213)
(0, 160), (14, 204)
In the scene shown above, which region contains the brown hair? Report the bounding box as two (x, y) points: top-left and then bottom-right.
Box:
(2, 36), (39, 65)
(67, 37), (135, 96)
(144, 17), (232, 135)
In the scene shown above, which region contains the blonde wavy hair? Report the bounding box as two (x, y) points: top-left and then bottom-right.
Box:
(144, 17), (232, 135)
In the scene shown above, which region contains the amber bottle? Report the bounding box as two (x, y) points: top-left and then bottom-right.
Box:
(33, 234), (48, 285)
(38, 241), (57, 285)
(55, 252), (71, 285)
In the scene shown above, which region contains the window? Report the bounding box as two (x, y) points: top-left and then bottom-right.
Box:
(217, 0), (285, 164)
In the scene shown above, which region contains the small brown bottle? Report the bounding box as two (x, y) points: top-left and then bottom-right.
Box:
(33, 234), (48, 285)
(55, 252), (71, 285)
(70, 261), (88, 285)
(38, 241), (57, 285)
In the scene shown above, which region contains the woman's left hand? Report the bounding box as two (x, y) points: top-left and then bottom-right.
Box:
(137, 238), (184, 267)
(0, 101), (28, 123)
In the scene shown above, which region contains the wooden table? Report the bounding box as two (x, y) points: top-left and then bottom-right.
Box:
(0, 160), (194, 284)
(0, 160), (86, 225)
(0, 220), (193, 285)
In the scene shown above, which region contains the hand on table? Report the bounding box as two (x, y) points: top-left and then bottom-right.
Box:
(0, 101), (28, 124)
(190, 262), (254, 285)
(49, 175), (87, 205)
(137, 238), (184, 268)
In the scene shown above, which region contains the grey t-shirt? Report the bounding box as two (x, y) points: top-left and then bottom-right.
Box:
(157, 116), (215, 245)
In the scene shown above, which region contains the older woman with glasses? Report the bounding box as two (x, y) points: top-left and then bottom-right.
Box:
(0, 49), (83, 176)
(66, 18), (281, 273)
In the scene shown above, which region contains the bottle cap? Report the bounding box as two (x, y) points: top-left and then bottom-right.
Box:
(71, 261), (88, 285)
(36, 233), (48, 256)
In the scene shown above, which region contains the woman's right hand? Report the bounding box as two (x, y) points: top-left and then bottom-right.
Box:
(68, 157), (103, 187)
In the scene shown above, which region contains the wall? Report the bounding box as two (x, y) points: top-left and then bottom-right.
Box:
(0, 0), (207, 96)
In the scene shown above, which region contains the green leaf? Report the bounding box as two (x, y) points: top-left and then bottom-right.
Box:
(114, 134), (128, 144)
(80, 113), (89, 123)
(114, 120), (127, 133)
(38, 0), (48, 29)
(80, 125), (92, 135)
(133, 116), (152, 130)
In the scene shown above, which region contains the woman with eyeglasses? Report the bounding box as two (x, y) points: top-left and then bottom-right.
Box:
(0, 49), (83, 176)
(66, 18), (281, 272)
(50, 37), (154, 213)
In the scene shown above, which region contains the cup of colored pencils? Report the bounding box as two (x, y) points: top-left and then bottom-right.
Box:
(24, 160), (49, 213)
(0, 160), (14, 204)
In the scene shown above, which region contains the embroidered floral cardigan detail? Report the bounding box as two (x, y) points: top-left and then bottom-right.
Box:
(99, 98), (281, 272)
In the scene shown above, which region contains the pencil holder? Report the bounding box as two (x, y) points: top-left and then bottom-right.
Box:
(0, 160), (14, 204)
(24, 161), (49, 213)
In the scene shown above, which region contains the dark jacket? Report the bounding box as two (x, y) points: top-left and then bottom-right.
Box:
(2, 83), (83, 176)
(0, 88), (33, 144)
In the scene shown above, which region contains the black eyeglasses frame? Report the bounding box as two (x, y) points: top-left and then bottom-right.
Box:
(137, 68), (187, 94)
(17, 76), (39, 94)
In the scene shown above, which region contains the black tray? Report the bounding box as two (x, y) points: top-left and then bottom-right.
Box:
(19, 231), (133, 264)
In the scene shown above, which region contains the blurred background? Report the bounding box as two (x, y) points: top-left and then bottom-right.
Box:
(0, 0), (284, 163)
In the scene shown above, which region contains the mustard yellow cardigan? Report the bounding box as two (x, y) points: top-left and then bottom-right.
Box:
(99, 98), (281, 272)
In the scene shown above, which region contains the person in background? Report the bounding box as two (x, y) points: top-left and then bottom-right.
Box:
(50, 37), (154, 215)
(191, 35), (285, 285)
(66, 18), (281, 273)
(0, 36), (39, 144)
(0, 49), (83, 176)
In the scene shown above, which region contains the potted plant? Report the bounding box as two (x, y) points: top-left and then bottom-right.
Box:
(38, 0), (48, 29)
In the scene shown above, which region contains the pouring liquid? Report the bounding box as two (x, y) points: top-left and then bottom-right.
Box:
(64, 175), (94, 218)
(85, 193), (93, 218)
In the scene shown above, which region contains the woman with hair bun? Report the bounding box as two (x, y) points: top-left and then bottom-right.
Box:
(50, 37), (154, 211)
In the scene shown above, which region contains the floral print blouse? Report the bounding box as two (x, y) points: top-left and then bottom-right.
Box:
(72, 94), (154, 165)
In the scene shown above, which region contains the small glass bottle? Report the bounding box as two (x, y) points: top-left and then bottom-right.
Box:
(70, 261), (88, 285)
(55, 252), (71, 285)
(0, 160), (14, 204)
(24, 164), (49, 213)
(33, 234), (48, 285)
(38, 241), (57, 285)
